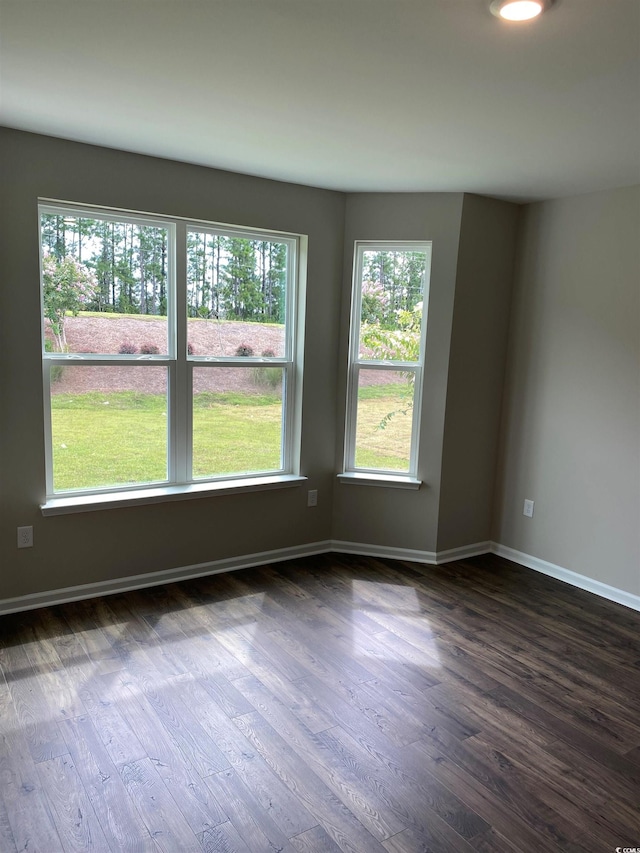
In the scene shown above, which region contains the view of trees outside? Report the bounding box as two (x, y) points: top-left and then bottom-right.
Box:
(40, 217), (428, 491)
(40, 212), (292, 491)
(359, 249), (426, 342)
(41, 214), (288, 352)
(41, 213), (169, 321)
(187, 230), (286, 324)
(351, 248), (428, 472)
(42, 255), (100, 352)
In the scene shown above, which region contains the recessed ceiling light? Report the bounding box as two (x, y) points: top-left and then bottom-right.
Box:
(490, 0), (553, 21)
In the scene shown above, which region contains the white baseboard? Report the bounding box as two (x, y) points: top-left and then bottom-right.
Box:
(329, 539), (438, 565)
(0, 540), (334, 616)
(434, 541), (493, 564)
(2, 537), (637, 616)
(0, 538), (483, 614)
(492, 542), (640, 613)
(330, 539), (493, 566)
(353, 538), (640, 613)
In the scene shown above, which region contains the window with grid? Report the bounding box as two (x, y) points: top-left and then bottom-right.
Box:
(39, 202), (302, 499)
(343, 241), (431, 481)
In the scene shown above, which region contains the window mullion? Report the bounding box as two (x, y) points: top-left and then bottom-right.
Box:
(407, 364), (421, 478)
(344, 245), (364, 471)
(173, 222), (189, 483)
(344, 363), (360, 470)
(282, 353), (298, 473)
(43, 364), (54, 496)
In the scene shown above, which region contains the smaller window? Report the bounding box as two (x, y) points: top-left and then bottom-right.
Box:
(343, 241), (431, 480)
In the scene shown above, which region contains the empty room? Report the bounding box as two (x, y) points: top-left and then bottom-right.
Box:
(0, 0), (639, 851)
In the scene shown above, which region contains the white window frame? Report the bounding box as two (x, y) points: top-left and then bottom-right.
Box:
(39, 200), (305, 513)
(341, 240), (431, 488)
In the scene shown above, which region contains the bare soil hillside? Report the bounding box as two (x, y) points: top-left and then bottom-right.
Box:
(50, 316), (285, 395)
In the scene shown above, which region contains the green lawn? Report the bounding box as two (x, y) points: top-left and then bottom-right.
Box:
(192, 393), (282, 479)
(355, 383), (413, 471)
(51, 392), (170, 490)
(51, 385), (411, 491)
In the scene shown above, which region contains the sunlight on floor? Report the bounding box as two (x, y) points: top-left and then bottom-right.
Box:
(153, 592), (267, 659)
(350, 580), (442, 668)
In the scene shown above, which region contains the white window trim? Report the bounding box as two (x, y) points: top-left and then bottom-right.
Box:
(40, 475), (308, 516)
(39, 200), (306, 507)
(337, 472), (421, 489)
(342, 240), (431, 485)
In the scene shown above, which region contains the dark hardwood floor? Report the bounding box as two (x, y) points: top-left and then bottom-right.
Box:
(1, 552), (639, 852)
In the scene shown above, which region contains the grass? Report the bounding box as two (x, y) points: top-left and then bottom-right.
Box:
(192, 401), (282, 479)
(52, 392), (164, 411)
(51, 384), (411, 491)
(51, 390), (283, 491)
(355, 383), (413, 472)
(51, 393), (168, 490)
(193, 391), (280, 408)
(357, 382), (407, 400)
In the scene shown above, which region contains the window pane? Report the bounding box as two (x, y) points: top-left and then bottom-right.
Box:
(354, 369), (415, 472)
(187, 231), (287, 357)
(50, 366), (168, 492)
(40, 213), (169, 355)
(358, 249), (427, 362)
(192, 366), (284, 478)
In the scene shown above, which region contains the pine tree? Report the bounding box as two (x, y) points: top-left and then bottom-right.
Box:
(221, 238), (261, 320)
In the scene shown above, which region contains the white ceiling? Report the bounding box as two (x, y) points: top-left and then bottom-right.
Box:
(1, 0), (638, 202)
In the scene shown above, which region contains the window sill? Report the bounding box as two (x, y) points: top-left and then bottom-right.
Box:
(337, 472), (422, 490)
(41, 474), (308, 516)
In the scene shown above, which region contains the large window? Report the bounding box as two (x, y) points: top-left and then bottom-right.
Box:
(343, 241), (431, 482)
(39, 202), (302, 501)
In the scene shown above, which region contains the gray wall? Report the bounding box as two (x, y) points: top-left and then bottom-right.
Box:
(437, 194), (519, 551)
(493, 186), (640, 596)
(8, 128), (630, 607)
(0, 128), (345, 600)
(331, 192), (520, 555)
(330, 192), (464, 552)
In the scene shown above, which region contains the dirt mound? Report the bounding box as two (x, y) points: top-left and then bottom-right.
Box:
(51, 316), (285, 395)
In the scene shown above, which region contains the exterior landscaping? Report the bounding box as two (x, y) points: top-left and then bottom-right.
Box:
(48, 315), (408, 490)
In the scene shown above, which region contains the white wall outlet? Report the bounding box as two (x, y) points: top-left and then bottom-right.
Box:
(523, 499), (534, 518)
(307, 489), (318, 507)
(17, 526), (33, 548)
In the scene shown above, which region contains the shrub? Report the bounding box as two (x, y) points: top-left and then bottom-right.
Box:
(42, 255), (99, 351)
(119, 341), (138, 354)
(235, 344), (254, 357)
(140, 343), (160, 355)
(187, 342), (195, 356)
(252, 350), (281, 389)
(50, 365), (65, 383)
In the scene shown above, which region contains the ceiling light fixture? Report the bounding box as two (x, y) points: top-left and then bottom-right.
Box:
(490, 0), (553, 21)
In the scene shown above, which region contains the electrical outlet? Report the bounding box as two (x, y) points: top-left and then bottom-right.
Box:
(17, 526), (33, 548)
(523, 499), (534, 518)
(307, 489), (318, 507)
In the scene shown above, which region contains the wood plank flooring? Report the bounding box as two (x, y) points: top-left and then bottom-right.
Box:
(1, 552), (639, 852)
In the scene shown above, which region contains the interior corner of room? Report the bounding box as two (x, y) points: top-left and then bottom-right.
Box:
(0, 128), (637, 614)
(0, 0), (638, 614)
